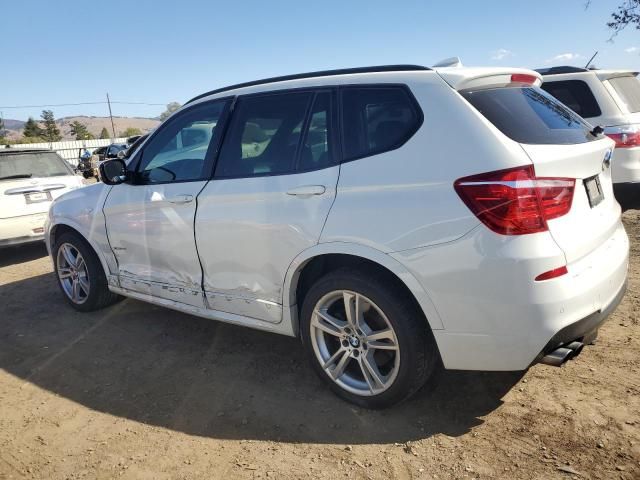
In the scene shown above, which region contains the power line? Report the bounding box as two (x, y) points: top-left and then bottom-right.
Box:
(0, 101), (167, 109)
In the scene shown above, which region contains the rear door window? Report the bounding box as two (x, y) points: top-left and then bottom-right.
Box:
(608, 75), (640, 113)
(461, 87), (598, 145)
(215, 92), (312, 178)
(341, 86), (422, 161)
(541, 80), (601, 118)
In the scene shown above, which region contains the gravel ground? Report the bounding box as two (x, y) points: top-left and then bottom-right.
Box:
(0, 210), (638, 480)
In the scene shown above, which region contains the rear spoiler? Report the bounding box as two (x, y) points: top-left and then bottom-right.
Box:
(595, 70), (639, 81)
(435, 67), (543, 90)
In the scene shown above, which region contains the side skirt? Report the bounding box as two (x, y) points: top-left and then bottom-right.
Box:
(108, 285), (297, 337)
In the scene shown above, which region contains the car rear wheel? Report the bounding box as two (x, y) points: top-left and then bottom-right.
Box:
(53, 231), (122, 312)
(300, 268), (438, 408)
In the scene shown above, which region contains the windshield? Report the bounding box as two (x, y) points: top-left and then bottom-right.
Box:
(608, 75), (640, 113)
(461, 86), (598, 145)
(0, 152), (72, 180)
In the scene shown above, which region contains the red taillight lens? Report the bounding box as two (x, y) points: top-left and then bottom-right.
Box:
(606, 131), (640, 148)
(535, 266), (568, 281)
(454, 165), (575, 235)
(510, 73), (538, 85)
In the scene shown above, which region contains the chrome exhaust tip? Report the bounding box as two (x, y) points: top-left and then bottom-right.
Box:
(539, 347), (574, 367)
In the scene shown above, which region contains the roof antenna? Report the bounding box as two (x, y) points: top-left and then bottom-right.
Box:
(584, 51), (598, 69)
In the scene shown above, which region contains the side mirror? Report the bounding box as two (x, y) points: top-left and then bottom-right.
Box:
(99, 159), (128, 185)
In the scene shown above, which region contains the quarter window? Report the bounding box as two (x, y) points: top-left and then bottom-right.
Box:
(215, 92), (312, 178)
(341, 86), (421, 161)
(137, 100), (229, 183)
(540, 80), (601, 118)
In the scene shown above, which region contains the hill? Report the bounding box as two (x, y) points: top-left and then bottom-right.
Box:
(2, 116), (161, 141)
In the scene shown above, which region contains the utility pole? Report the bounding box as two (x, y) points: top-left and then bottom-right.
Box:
(106, 93), (116, 139)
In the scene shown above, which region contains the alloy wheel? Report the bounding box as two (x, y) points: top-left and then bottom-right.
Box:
(310, 290), (400, 396)
(56, 243), (90, 304)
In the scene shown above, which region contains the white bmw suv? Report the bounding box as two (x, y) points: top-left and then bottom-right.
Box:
(45, 65), (629, 408)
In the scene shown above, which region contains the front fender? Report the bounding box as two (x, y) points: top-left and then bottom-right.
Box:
(47, 183), (117, 280)
(282, 241), (444, 331)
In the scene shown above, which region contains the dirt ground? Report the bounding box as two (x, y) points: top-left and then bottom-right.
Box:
(0, 212), (638, 480)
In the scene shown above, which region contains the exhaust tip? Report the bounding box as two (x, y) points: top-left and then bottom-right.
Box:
(539, 347), (574, 367)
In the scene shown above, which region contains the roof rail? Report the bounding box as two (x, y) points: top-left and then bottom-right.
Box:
(535, 66), (589, 76)
(185, 65), (431, 105)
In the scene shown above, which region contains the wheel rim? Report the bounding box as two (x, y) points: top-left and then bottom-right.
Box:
(310, 290), (400, 397)
(56, 243), (90, 304)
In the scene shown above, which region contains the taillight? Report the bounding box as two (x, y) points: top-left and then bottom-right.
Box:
(606, 131), (640, 148)
(510, 73), (538, 85)
(454, 165), (575, 235)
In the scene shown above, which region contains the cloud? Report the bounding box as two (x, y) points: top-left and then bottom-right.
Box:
(545, 53), (584, 64)
(625, 46), (639, 53)
(491, 48), (514, 61)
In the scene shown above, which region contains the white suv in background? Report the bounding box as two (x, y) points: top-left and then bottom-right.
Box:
(45, 65), (628, 408)
(0, 149), (84, 247)
(538, 66), (640, 197)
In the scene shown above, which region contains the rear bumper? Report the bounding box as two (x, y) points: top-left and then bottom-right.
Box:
(392, 219), (629, 371)
(538, 279), (627, 358)
(0, 213), (48, 246)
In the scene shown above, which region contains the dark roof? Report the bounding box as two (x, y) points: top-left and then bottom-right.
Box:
(186, 65), (431, 105)
(535, 66), (589, 76)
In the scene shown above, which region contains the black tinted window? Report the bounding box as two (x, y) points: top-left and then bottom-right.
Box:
(299, 92), (335, 171)
(462, 87), (597, 145)
(137, 100), (228, 183)
(215, 92), (312, 178)
(541, 80), (601, 118)
(341, 87), (421, 161)
(608, 75), (640, 113)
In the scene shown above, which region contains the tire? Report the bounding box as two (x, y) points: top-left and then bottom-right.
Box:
(82, 172), (92, 179)
(300, 268), (438, 409)
(53, 231), (123, 312)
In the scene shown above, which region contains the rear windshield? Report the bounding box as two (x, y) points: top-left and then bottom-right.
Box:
(540, 80), (602, 118)
(0, 152), (72, 180)
(461, 86), (598, 145)
(608, 75), (640, 113)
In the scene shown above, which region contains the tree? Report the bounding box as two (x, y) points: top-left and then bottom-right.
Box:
(23, 117), (44, 139)
(159, 102), (181, 121)
(69, 121), (94, 140)
(120, 127), (142, 137)
(0, 117), (5, 141)
(608, 0), (640, 34)
(99, 127), (110, 139)
(40, 110), (62, 142)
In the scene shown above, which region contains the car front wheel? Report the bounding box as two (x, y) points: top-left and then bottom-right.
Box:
(53, 231), (122, 312)
(300, 268), (438, 409)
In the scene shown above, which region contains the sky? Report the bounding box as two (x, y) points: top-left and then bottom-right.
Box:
(1, 0), (639, 121)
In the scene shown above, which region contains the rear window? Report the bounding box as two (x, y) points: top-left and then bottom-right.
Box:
(0, 152), (72, 180)
(608, 75), (640, 113)
(461, 86), (597, 145)
(341, 86), (422, 161)
(540, 80), (601, 118)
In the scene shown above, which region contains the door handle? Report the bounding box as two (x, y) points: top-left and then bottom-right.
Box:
(166, 194), (194, 204)
(286, 185), (326, 197)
